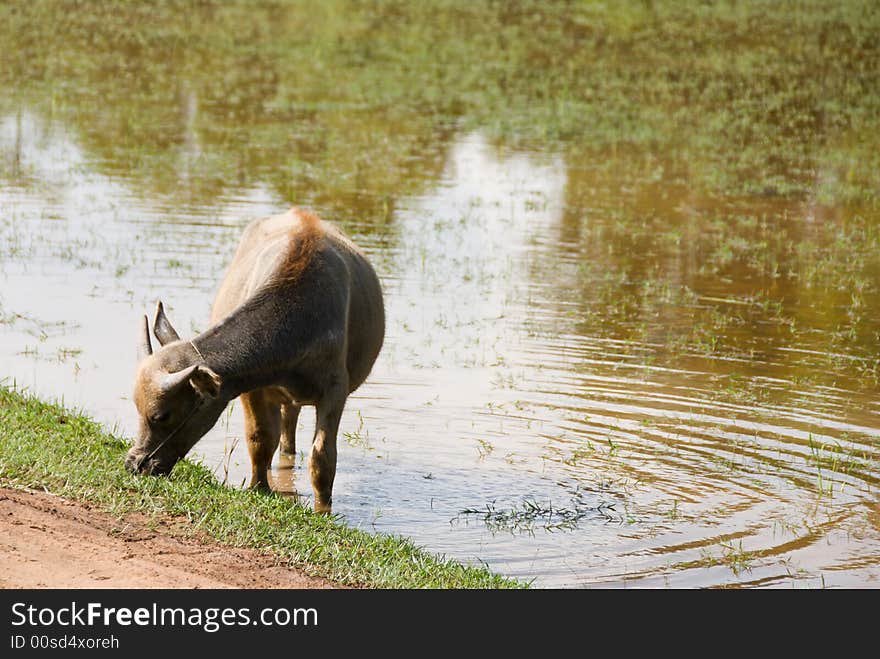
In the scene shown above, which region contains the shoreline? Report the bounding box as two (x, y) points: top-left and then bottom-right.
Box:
(0, 384), (523, 589)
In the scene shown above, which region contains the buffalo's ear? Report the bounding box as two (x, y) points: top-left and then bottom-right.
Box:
(153, 300), (181, 346)
(190, 365), (222, 399)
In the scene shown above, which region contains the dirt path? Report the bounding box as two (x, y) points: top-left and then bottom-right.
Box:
(0, 487), (338, 589)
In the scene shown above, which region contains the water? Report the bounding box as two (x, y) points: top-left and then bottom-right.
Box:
(2, 2), (880, 588)
(2, 110), (878, 587)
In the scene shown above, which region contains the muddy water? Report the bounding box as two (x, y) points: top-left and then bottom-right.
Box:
(2, 110), (879, 588)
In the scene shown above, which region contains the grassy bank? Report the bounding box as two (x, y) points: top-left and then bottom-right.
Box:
(0, 384), (523, 589)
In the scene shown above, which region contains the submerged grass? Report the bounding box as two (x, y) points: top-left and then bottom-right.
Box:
(0, 384), (523, 589)
(454, 497), (620, 535)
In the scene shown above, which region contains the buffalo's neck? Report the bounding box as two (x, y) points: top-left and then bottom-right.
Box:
(191, 289), (303, 400)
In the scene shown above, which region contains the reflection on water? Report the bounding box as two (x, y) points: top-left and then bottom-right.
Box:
(2, 105), (880, 587)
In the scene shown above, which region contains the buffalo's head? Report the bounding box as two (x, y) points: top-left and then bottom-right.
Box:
(125, 302), (226, 477)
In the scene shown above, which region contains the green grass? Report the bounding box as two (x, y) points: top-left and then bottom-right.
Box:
(0, 384), (524, 589)
(1, 0), (878, 212)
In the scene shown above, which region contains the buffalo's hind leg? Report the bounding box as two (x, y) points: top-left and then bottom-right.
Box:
(241, 389), (281, 491)
(279, 403), (301, 456)
(310, 382), (348, 514)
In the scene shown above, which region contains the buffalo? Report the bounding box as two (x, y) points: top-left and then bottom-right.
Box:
(125, 208), (385, 512)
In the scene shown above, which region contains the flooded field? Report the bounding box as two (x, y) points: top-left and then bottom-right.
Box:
(2, 1), (880, 587)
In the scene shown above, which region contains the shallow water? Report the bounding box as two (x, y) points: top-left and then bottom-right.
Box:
(2, 111), (878, 587)
(2, 2), (880, 587)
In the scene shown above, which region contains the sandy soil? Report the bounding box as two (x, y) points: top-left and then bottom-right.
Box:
(0, 487), (338, 589)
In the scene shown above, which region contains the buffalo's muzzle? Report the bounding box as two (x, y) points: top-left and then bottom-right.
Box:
(124, 450), (143, 473)
(124, 449), (174, 476)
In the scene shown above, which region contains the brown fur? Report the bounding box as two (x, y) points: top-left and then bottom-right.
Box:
(269, 208), (324, 288)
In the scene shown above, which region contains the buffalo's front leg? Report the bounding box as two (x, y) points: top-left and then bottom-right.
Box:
(241, 389), (281, 491)
(310, 385), (347, 513)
